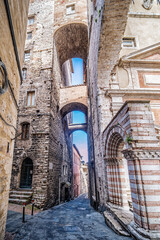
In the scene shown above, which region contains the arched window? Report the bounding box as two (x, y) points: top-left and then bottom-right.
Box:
(22, 68), (27, 80)
(21, 123), (30, 140)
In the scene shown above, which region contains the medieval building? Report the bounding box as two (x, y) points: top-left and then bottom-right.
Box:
(0, 1), (29, 238)
(10, 0), (88, 210)
(87, 0), (160, 239)
(1, 0), (160, 239)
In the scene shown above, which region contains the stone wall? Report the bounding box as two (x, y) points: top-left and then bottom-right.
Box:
(0, 0), (29, 238)
(73, 145), (81, 198)
(103, 101), (160, 239)
(88, 0), (160, 210)
(80, 163), (88, 195)
(11, 0), (73, 209)
(87, 0), (160, 237)
(54, 0), (87, 31)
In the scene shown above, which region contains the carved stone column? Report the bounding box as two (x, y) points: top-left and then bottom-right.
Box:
(123, 149), (160, 240)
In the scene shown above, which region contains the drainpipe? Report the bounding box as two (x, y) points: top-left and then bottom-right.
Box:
(4, 0), (23, 84)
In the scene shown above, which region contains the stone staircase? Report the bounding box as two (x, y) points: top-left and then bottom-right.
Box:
(103, 203), (133, 237)
(9, 189), (33, 205)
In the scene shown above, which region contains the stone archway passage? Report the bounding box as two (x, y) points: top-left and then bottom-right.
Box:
(60, 84), (88, 118)
(60, 102), (88, 119)
(20, 158), (33, 189)
(54, 23), (88, 67)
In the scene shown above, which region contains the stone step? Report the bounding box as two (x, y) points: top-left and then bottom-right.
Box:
(10, 192), (32, 197)
(9, 198), (27, 204)
(103, 211), (130, 237)
(9, 194), (31, 200)
(9, 189), (33, 205)
(10, 190), (32, 195)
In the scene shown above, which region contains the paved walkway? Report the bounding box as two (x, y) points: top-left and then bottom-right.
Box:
(6, 195), (133, 240)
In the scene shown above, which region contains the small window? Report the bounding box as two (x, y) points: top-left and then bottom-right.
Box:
(27, 32), (32, 40)
(24, 51), (30, 61)
(27, 91), (35, 106)
(66, 4), (75, 15)
(22, 68), (27, 80)
(22, 123), (30, 140)
(65, 166), (68, 175)
(63, 165), (65, 176)
(122, 38), (136, 48)
(28, 17), (34, 25)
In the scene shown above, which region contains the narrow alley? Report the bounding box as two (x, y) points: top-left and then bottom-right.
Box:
(2, 1), (160, 240)
(6, 195), (133, 240)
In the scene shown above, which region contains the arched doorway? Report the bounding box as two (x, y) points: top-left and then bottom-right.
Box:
(105, 128), (132, 209)
(20, 158), (33, 188)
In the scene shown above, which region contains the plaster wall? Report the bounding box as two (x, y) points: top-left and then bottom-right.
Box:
(0, 0), (29, 238)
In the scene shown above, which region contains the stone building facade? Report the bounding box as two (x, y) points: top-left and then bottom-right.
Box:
(10, 0), (88, 209)
(87, 0), (160, 239)
(0, 0), (29, 238)
(80, 161), (88, 195)
(7, 0), (160, 239)
(73, 144), (81, 198)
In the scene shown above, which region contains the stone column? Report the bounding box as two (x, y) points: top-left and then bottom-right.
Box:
(105, 158), (129, 208)
(123, 149), (160, 240)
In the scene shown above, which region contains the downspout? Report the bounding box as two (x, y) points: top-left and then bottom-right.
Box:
(4, 0), (23, 84)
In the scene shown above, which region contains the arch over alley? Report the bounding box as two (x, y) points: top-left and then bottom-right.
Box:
(54, 23), (88, 67)
(60, 84), (88, 118)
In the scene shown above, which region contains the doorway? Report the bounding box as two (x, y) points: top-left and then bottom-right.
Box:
(20, 158), (33, 188)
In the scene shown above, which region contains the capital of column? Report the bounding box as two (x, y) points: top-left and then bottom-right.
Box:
(122, 148), (160, 161)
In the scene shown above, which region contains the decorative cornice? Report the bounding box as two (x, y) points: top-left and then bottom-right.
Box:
(121, 42), (160, 61)
(122, 149), (160, 161)
(129, 12), (160, 18)
(105, 89), (160, 98)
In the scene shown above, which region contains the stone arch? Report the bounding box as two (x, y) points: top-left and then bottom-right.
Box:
(54, 23), (88, 67)
(104, 126), (131, 208)
(68, 127), (87, 136)
(104, 125), (126, 159)
(60, 102), (88, 119)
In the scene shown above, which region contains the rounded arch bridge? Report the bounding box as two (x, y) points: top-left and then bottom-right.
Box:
(54, 23), (88, 67)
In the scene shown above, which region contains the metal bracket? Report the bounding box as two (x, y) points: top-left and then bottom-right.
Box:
(0, 58), (9, 94)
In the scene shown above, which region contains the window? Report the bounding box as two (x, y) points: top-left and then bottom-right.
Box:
(122, 38), (136, 48)
(63, 165), (65, 176)
(66, 4), (75, 15)
(27, 91), (35, 106)
(27, 32), (32, 40)
(22, 123), (30, 140)
(28, 17), (34, 25)
(24, 51), (30, 61)
(22, 68), (27, 80)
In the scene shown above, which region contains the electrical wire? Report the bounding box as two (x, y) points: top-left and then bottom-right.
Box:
(0, 113), (17, 131)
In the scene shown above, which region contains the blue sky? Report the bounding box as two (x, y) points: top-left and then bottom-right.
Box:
(71, 58), (88, 162)
(72, 58), (83, 85)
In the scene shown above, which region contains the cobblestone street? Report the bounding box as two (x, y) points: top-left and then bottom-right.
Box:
(6, 195), (133, 240)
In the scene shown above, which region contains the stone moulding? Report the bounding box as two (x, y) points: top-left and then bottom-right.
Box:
(122, 149), (160, 161)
